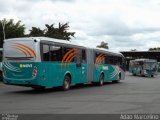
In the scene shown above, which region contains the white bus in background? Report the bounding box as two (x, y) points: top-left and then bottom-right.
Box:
(129, 59), (158, 77)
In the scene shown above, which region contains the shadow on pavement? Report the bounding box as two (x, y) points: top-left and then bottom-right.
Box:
(5, 81), (122, 95)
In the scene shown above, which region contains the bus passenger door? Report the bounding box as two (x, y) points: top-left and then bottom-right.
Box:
(75, 59), (86, 83)
(75, 56), (83, 83)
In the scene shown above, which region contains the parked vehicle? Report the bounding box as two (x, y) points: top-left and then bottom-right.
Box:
(158, 62), (160, 72)
(129, 59), (158, 77)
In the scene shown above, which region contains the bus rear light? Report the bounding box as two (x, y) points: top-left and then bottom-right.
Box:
(32, 67), (37, 77)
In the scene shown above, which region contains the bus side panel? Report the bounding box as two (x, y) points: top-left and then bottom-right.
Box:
(93, 65), (101, 82)
(36, 62), (61, 88)
(39, 62), (73, 88)
(129, 65), (140, 75)
(38, 62), (87, 88)
(81, 63), (87, 83)
(93, 64), (119, 82)
(107, 65), (118, 81)
(59, 63), (87, 85)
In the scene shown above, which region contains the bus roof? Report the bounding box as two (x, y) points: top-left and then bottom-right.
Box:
(94, 47), (124, 57)
(4, 37), (123, 57)
(130, 59), (157, 62)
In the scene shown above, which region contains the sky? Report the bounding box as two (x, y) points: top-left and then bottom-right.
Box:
(0, 0), (160, 52)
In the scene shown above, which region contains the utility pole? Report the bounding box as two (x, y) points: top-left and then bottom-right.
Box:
(1, 19), (6, 40)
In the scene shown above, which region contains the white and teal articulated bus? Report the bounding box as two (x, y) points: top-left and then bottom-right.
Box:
(3, 37), (126, 90)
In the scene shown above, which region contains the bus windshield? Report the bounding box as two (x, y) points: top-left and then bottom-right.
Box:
(144, 62), (157, 70)
(3, 40), (37, 62)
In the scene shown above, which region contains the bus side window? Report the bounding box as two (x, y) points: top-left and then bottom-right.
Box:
(50, 46), (63, 62)
(109, 56), (115, 65)
(105, 54), (109, 64)
(42, 44), (50, 61)
(75, 49), (82, 63)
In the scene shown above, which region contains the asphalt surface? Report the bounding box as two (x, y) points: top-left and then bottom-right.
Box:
(0, 72), (160, 114)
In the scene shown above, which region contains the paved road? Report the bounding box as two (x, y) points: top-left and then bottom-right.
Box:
(0, 72), (160, 114)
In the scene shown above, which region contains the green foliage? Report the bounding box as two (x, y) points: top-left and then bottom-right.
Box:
(0, 19), (75, 48)
(97, 41), (109, 49)
(130, 49), (137, 51)
(148, 47), (160, 51)
(29, 27), (44, 37)
(29, 22), (75, 40)
(0, 19), (25, 48)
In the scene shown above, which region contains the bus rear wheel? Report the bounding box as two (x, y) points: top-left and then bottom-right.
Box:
(132, 70), (136, 76)
(63, 75), (71, 91)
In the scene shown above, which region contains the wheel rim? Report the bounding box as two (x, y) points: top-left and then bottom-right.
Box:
(64, 78), (70, 90)
(65, 80), (68, 89)
(100, 75), (104, 85)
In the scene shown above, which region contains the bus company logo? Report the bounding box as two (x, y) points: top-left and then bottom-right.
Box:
(102, 66), (108, 70)
(20, 64), (32, 68)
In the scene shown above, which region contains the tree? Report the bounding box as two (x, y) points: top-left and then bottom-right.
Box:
(29, 27), (44, 37)
(0, 18), (25, 48)
(97, 41), (109, 49)
(130, 49), (137, 51)
(148, 47), (160, 51)
(29, 22), (75, 41)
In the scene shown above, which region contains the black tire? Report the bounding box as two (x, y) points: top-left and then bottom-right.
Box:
(63, 75), (71, 91)
(151, 75), (154, 77)
(98, 74), (104, 86)
(140, 71), (145, 77)
(133, 73), (136, 76)
(132, 70), (136, 76)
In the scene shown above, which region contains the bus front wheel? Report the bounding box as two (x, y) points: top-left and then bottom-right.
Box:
(63, 75), (71, 91)
(98, 74), (104, 86)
